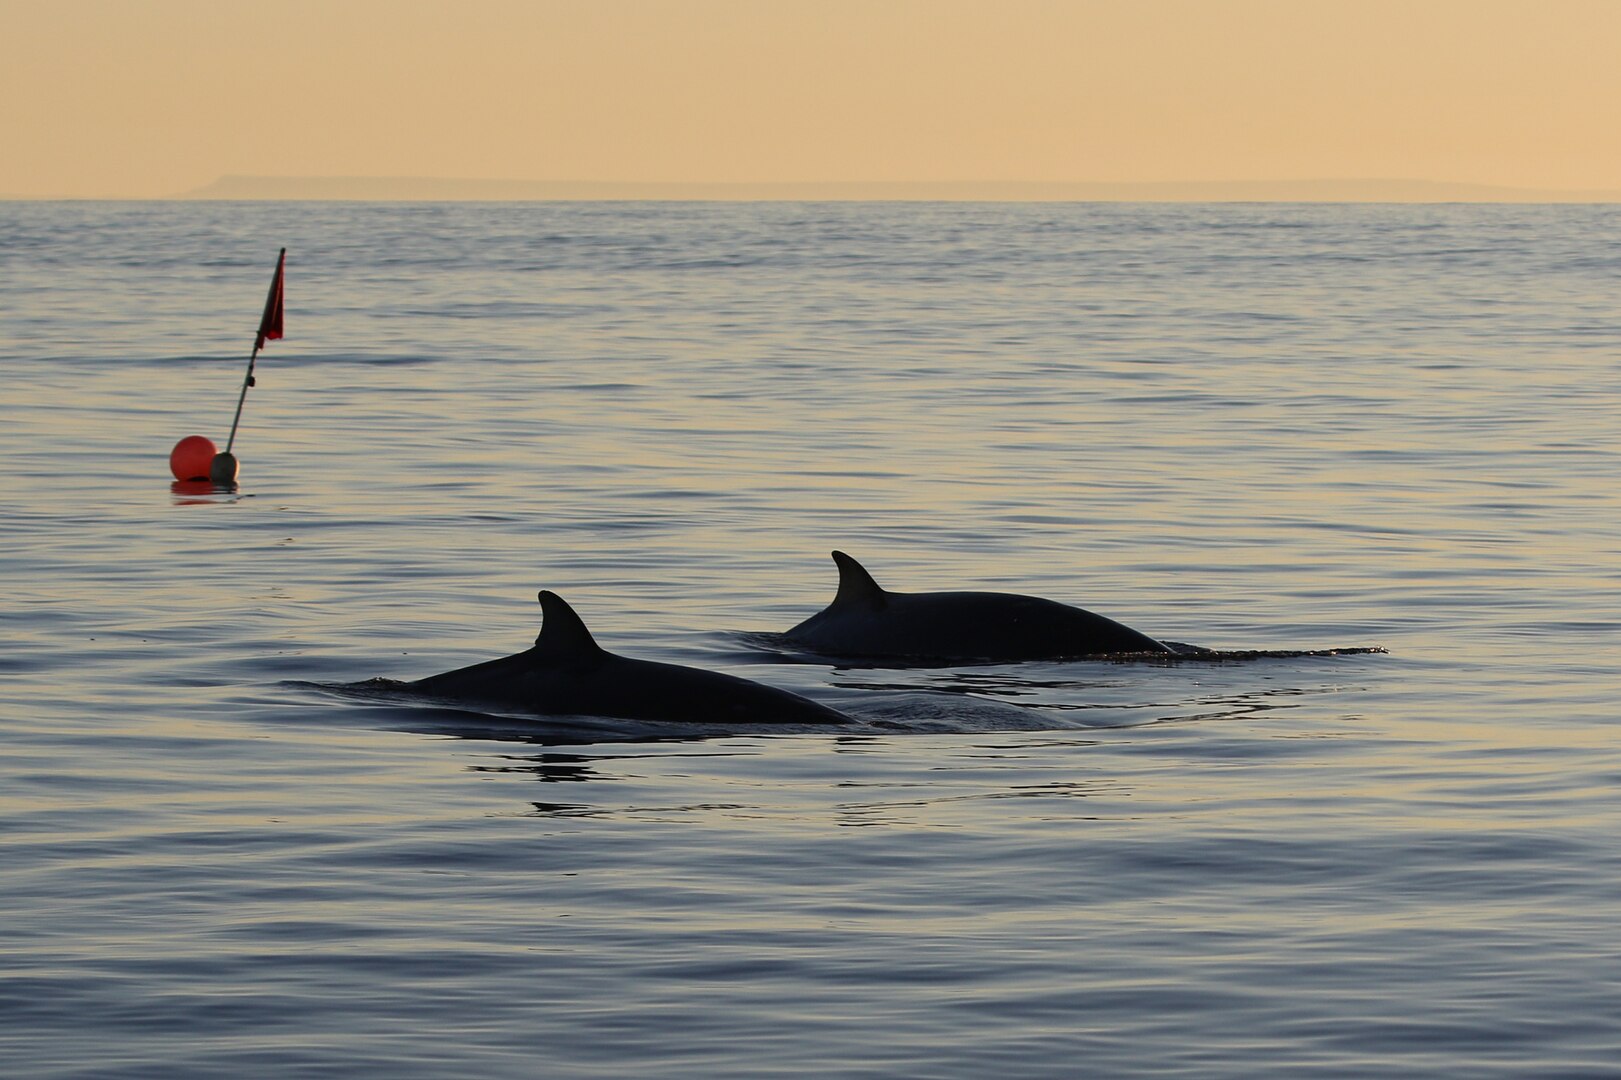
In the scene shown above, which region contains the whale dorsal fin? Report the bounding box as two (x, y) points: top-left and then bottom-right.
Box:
(830, 550), (886, 610)
(534, 591), (606, 658)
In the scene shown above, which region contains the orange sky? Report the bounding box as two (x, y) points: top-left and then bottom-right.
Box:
(4, 0), (1620, 198)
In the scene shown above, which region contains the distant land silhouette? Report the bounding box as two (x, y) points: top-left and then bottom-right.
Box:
(176, 175), (1621, 202)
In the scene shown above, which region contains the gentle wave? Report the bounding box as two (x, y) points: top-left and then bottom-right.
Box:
(3, 201), (1620, 1078)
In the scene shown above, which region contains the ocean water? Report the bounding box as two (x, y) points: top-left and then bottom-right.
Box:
(2, 200), (1619, 1078)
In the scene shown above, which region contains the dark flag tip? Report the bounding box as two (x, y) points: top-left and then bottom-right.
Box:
(256, 248), (285, 351)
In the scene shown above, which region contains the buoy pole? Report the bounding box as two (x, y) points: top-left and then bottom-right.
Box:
(222, 342), (260, 456)
(210, 247), (284, 486)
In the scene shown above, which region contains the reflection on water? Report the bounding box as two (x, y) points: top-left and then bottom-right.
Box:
(473, 751), (610, 783)
(473, 738), (1133, 830)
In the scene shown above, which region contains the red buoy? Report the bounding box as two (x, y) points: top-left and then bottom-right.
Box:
(169, 435), (218, 481)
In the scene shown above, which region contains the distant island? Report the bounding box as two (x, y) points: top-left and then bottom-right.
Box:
(179, 176), (1621, 203)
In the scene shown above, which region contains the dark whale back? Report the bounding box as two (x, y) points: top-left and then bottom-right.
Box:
(413, 591), (848, 725)
(785, 551), (1171, 662)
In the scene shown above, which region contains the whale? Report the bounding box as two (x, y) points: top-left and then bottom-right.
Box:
(406, 590), (850, 725)
(783, 551), (1176, 662)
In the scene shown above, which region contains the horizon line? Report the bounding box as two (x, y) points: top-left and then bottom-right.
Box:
(9, 175), (1621, 203)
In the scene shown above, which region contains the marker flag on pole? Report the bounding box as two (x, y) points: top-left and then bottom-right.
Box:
(223, 247), (287, 458)
(255, 248), (286, 351)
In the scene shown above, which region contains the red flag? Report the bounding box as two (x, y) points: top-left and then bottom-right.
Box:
(255, 248), (285, 351)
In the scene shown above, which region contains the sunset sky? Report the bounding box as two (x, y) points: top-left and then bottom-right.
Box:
(4, 0), (1620, 198)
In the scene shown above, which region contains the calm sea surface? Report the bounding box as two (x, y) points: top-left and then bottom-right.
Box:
(2, 201), (1619, 1078)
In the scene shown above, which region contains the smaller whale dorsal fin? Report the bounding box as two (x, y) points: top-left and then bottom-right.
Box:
(830, 550), (886, 609)
(534, 591), (606, 658)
